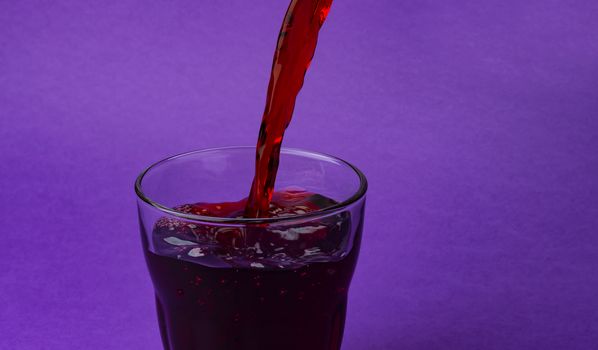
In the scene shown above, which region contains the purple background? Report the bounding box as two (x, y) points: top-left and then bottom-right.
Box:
(1, 0), (597, 349)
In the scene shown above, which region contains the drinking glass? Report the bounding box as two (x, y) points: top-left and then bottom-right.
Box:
(135, 147), (367, 350)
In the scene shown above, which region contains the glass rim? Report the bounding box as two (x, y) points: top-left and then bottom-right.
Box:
(134, 146), (368, 225)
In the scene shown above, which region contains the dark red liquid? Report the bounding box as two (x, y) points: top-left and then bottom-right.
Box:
(245, 0), (334, 217)
(142, 1), (353, 348)
(142, 191), (363, 349)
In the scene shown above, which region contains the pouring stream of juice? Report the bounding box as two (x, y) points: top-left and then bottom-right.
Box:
(245, 0), (334, 218)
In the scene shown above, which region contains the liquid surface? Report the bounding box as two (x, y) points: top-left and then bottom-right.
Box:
(245, 0), (334, 217)
(152, 190), (350, 269)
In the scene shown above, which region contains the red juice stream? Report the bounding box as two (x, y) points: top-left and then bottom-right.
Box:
(245, 0), (334, 217)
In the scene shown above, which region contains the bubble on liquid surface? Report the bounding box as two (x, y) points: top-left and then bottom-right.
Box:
(164, 236), (197, 246)
(271, 225), (326, 241)
(188, 248), (205, 257)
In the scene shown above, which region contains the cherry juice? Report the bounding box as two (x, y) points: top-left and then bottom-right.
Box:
(245, 0), (333, 217)
(142, 191), (363, 349)
(139, 1), (364, 349)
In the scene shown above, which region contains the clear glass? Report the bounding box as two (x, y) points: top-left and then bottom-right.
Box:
(135, 147), (367, 350)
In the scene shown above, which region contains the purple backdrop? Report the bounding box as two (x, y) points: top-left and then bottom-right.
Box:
(1, 0), (597, 349)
